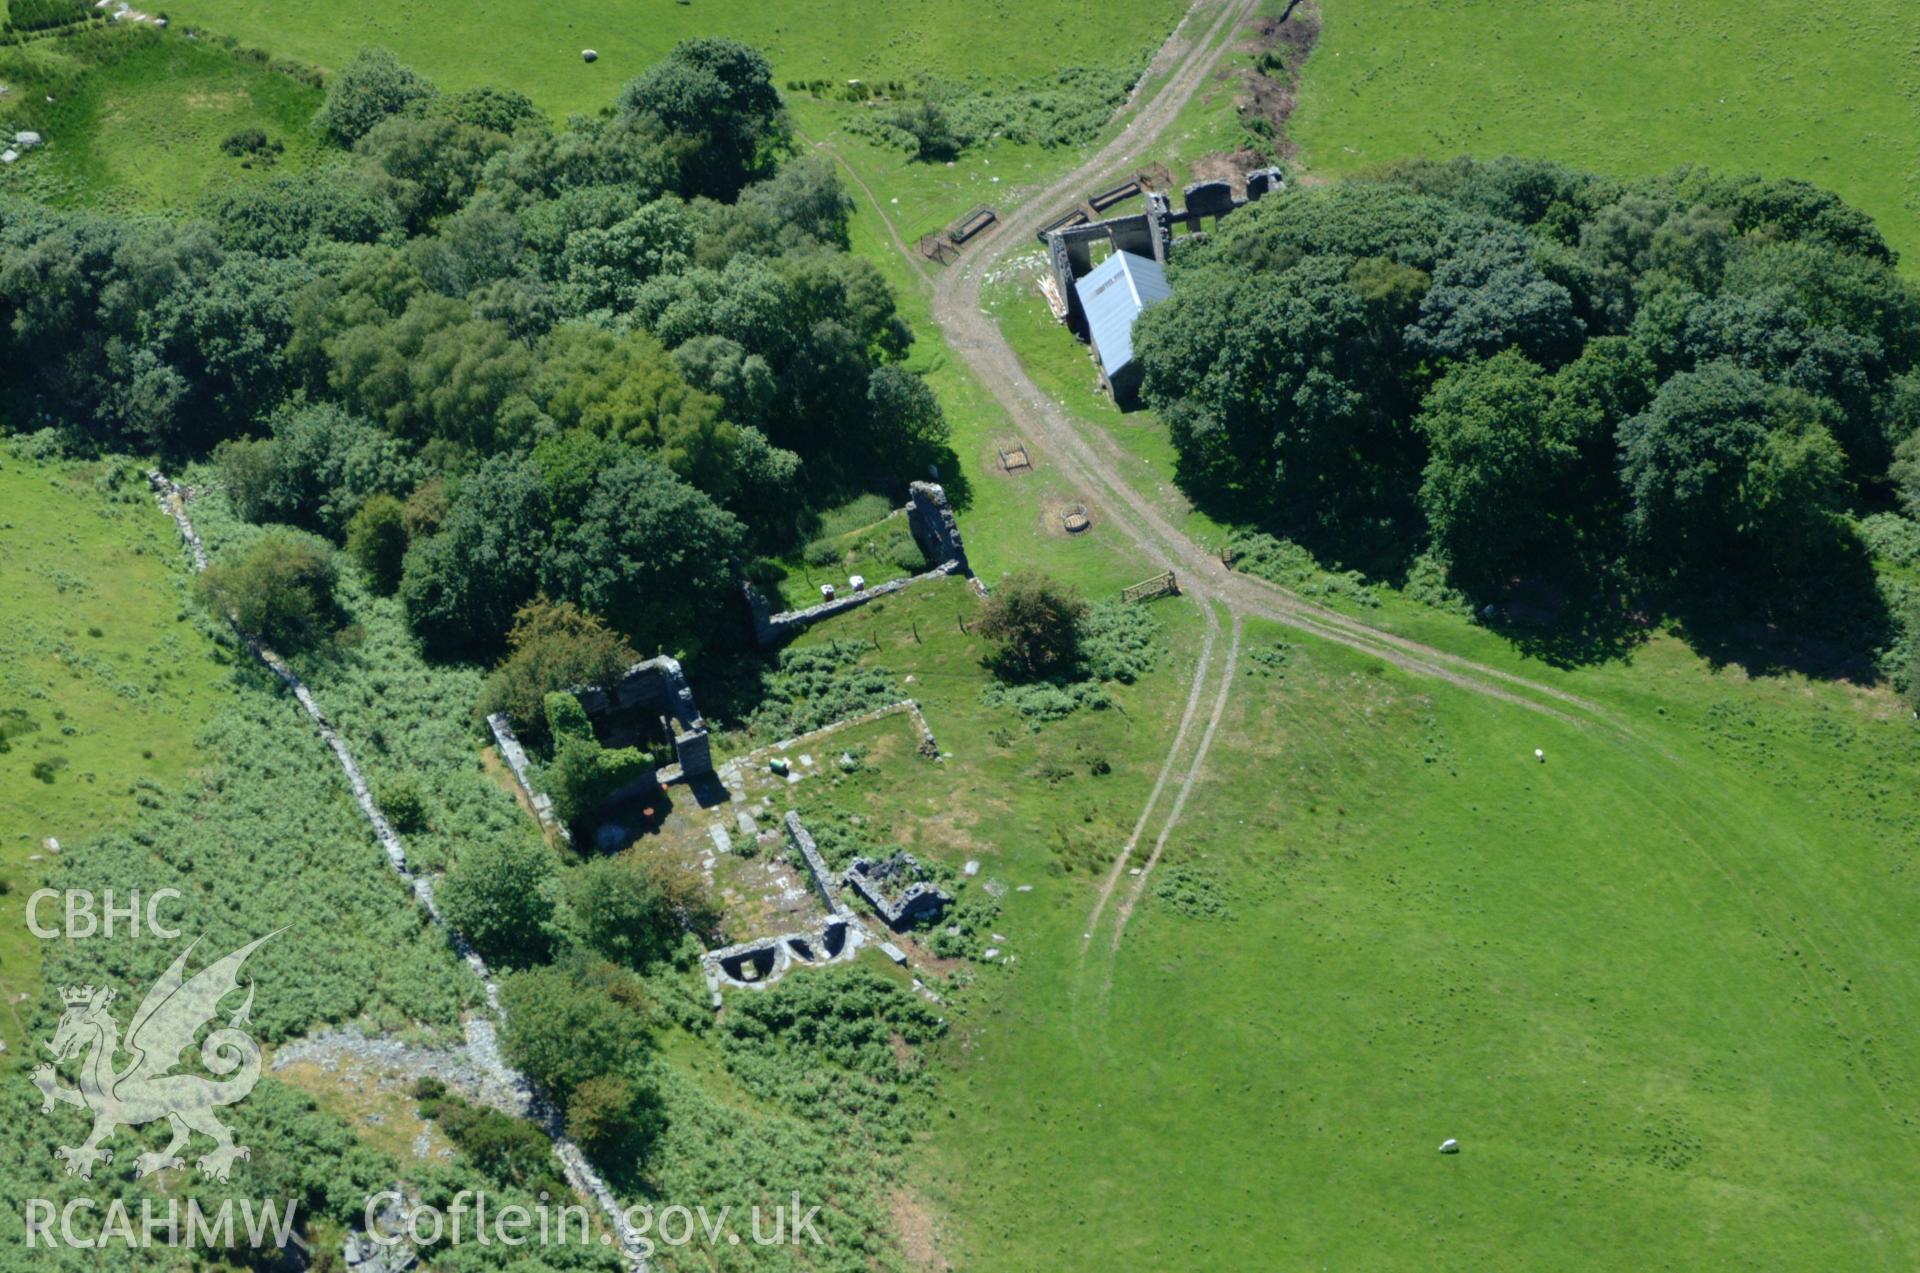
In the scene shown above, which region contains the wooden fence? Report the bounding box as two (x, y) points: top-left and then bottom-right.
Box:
(1120, 570), (1178, 603)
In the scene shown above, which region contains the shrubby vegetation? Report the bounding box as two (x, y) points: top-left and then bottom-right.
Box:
(500, 957), (652, 1105)
(345, 491), (409, 593)
(636, 966), (949, 1271)
(476, 600), (639, 738)
(978, 574), (1161, 723)
(565, 851), (720, 971)
(1224, 531), (1383, 609)
(0, 24), (956, 1230)
(1080, 598), (1164, 683)
(978, 569), (1088, 679)
(0, 513), (499, 1259)
(193, 525), (348, 651)
(541, 689), (651, 828)
(846, 61), (1147, 159)
(29, 678), (479, 1042)
(413, 1082), (575, 1204)
(719, 964), (944, 1146)
(1136, 159), (1920, 678)
(439, 825), (559, 966)
(1153, 862), (1238, 921)
(742, 640), (903, 740)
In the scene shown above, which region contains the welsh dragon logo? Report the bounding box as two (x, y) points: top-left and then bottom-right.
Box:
(31, 933), (278, 1182)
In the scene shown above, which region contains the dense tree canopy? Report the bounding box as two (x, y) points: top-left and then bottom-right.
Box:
(476, 599), (639, 739)
(0, 39), (949, 665)
(1619, 362), (1847, 583)
(313, 47), (438, 146)
(1416, 350), (1577, 589)
(1135, 158), (1920, 660)
(499, 960), (652, 1105)
(438, 828), (559, 967)
(615, 37), (785, 199)
(193, 527), (345, 651)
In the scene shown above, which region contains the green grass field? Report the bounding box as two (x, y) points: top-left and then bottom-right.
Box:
(0, 31), (324, 210)
(730, 513), (1920, 1268)
(952, 71), (1920, 1256)
(160, 0), (1187, 115)
(0, 452), (233, 1055)
(1293, 0), (1920, 267)
(922, 612), (1920, 1269)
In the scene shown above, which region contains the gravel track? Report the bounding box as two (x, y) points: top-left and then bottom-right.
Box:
(919, 0), (1612, 729)
(824, 0), (1620, 964)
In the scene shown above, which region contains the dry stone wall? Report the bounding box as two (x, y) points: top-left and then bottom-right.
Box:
(148, 473), (650, 1269)
(743, 483), (974, 647)
(786, 811), (853, 918)
(485, 711), (574, 848)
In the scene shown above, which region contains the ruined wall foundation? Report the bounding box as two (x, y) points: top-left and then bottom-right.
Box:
(743, 482), (974, 647)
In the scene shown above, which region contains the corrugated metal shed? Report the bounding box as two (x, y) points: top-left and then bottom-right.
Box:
(1074, 249), (1172, 380)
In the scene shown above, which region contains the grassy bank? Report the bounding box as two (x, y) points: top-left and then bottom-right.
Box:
(0, 451), (235, 1054)
(0, 29), (324, 210)
(1292, 0), (1920, 268)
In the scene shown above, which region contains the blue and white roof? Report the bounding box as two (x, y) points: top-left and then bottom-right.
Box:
(1074, 249), (1172, 378)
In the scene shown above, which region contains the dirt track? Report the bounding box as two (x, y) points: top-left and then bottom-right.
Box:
(829, 0), (1618, 964)
(922, 0), (1612, 728)
(1077, 594), (1220, 953)
(815, 9), (1908, 1159)
(911, 0), (1622, 960)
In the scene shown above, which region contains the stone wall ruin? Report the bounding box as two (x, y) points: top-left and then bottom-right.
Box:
(570, 655), (713, 781)
(1039, 167), (1285, 339)
(486, 655), (715, 847)
(786, 811), (853, 918)
(905, 480), (969, 576)
(846, 853), (953, 931)
(696, 811), (952, 1004)
(742, 482), (973, 647)
(702, 918), (860, 1003)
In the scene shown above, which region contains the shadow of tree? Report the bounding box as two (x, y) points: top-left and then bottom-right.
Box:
(1476, 588), (1651, 669)
(679, 645), (776, 734)
(1664, 533), (1891, 682)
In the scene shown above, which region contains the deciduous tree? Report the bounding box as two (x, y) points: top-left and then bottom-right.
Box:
(978, 570), (1088, 680)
